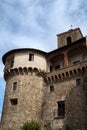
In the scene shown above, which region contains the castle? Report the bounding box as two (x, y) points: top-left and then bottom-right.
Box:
(0, 28), (87, 130)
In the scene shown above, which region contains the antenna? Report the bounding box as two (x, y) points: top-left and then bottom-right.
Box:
(71, 25), (73, 29)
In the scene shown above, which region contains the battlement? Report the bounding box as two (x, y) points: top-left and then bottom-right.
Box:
(46, 61), (87, 83)
(4, 67), (46, 81)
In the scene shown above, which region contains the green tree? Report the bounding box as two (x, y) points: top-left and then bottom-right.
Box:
(21, 121), (41, 130)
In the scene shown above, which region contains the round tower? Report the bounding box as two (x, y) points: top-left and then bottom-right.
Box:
(1, 48), (47, 130)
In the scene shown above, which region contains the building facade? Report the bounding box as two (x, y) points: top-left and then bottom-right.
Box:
(1, 28), (87, 130)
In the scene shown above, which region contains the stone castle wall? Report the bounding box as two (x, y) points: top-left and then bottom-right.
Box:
(42, 75), (86, 130)
(57, 29), (83, 48)
(14, 52), (47, 71)
(5, 51), (47, 72)
(1, 71), (86, 130)
(1, 71), (46, 130)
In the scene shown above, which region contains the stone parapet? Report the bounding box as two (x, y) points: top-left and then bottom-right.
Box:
(46, 61), (87, 83)
(4, 67), (46, 81)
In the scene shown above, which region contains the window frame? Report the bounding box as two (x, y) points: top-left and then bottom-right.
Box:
(76, 78), (81, 86)
(50, 65), (53, 72)
(29, 53), (34, 61)
(50, 85), (54, 92)
(67, 36), (72, 45)
(57, 101), (65, 118)
(13, 82), (17, 91)
(55, 65), (60, 70)
(10, 98), (18, 105)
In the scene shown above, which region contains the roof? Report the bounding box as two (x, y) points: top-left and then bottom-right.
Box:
(48, 37), (86, 55)
(57, 28), (83, 37)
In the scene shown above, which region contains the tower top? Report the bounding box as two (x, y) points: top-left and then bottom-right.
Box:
(57, 28), (83, 48)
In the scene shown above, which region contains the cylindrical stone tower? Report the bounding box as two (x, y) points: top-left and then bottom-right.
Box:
(1, 48), (47, 130)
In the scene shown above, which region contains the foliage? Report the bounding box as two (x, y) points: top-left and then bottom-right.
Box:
(21, 121), (41, 130)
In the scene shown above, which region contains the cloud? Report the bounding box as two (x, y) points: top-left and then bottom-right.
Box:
(1, 0), (87, 34)
(0, 0), (57, 52)
(1, 0), (87, 53)
(44, 0), (87, 35)
(0, 0), (47, 33)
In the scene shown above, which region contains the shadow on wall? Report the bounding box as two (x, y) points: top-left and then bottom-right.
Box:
(65, 81), (86, 130)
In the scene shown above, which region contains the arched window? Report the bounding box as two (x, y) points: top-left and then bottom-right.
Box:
(67, 36), (72, 45)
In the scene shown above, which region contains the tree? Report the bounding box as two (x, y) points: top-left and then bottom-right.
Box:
(21, 121), (41, 130)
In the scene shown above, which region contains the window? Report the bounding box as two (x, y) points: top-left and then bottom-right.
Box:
(50, 65), (53, 72)
(29, 54), (34, 61)
(76, 78), (81, 86)
(50, 85), (54, 92)
(55, 65), (60, 70)
(57, 101), (65, 118)
(67, 36), (72, 45)
(13, 82), (17, 90)
(10, 98), (18, 105)
(73, 60), (80, 64)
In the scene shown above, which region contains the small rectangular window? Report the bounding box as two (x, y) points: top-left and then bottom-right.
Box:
(58, 101), (65, 118)
(50, 65), (53, 72)
(55, 65), (60, 70)
(50, 85), (54, 92)
(29, 54), (34, 61)
(76, 78), (81, 86)
(10, 98), (18, 105)
(67, 36), (72, 45)
(13, 82), (17, 90)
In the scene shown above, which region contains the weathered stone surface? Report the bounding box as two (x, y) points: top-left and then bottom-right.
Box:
(1, 72), (46, 130)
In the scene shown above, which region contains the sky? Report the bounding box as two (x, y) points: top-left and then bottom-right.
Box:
(0, 0), (87, 120)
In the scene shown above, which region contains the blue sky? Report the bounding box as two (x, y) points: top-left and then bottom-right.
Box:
(0, 0), (87, 120)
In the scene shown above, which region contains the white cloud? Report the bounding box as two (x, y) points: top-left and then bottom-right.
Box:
(1, 0), (87, 52)
(0, 0), (87, 68)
